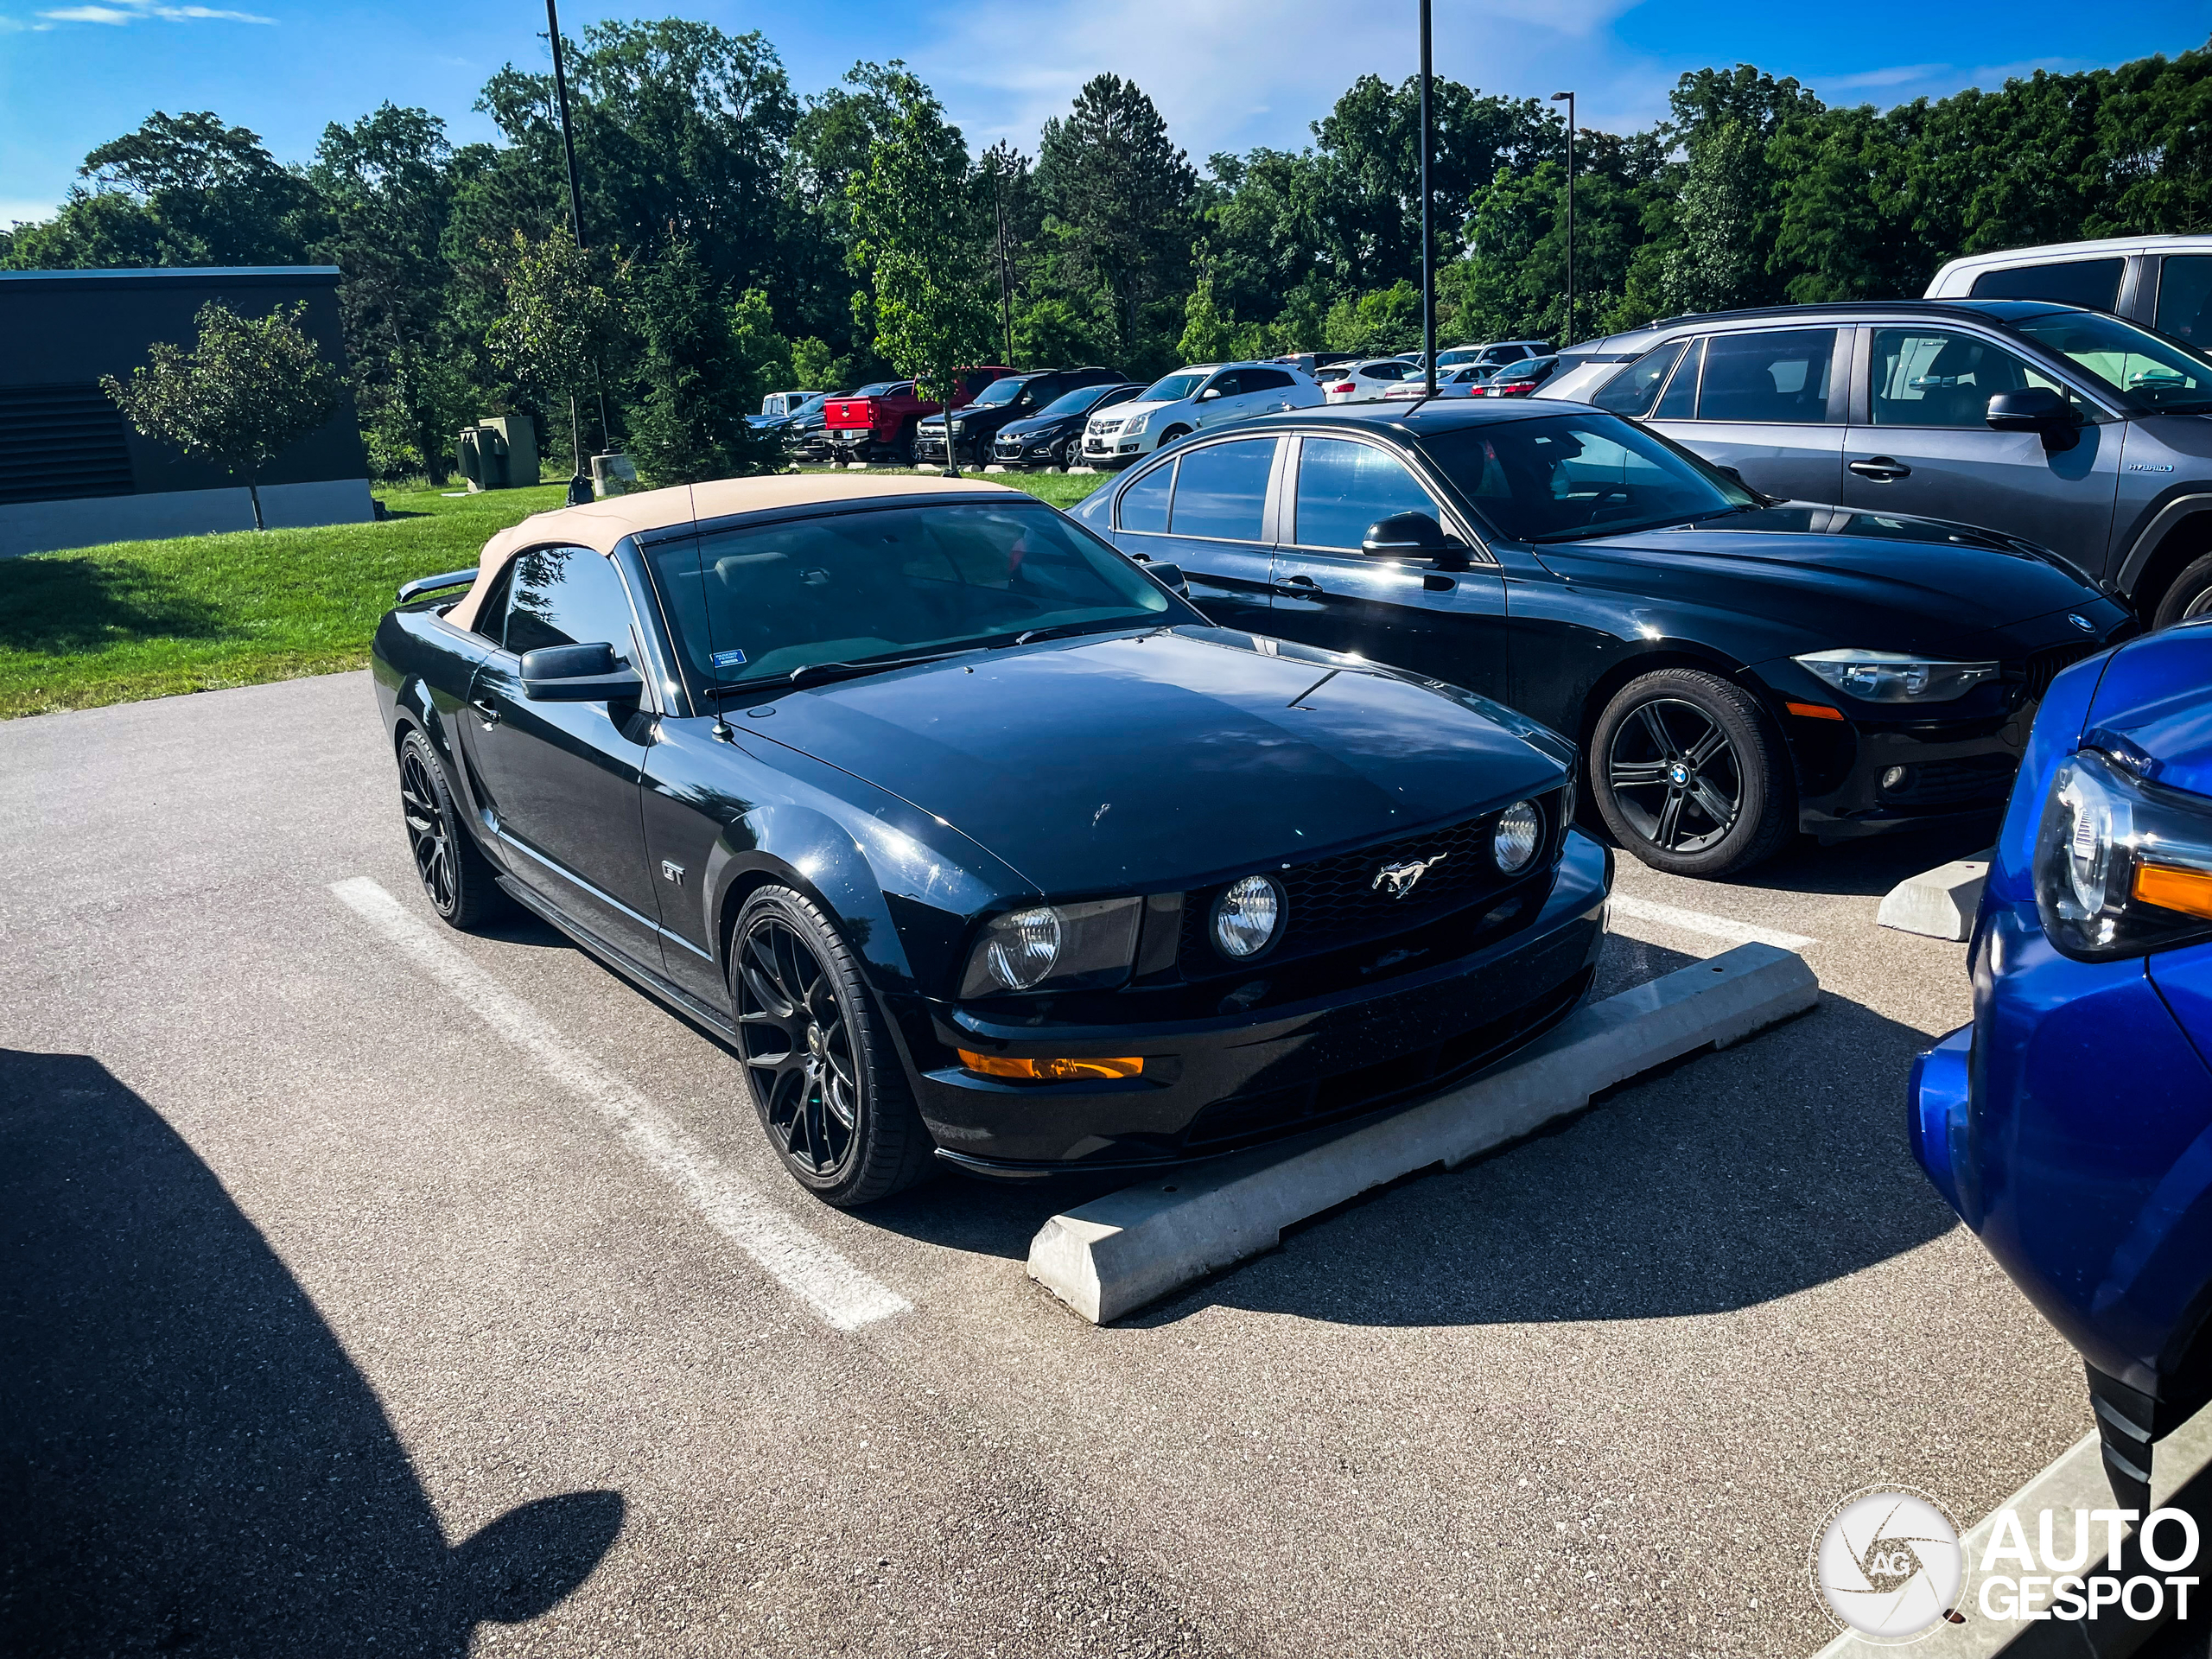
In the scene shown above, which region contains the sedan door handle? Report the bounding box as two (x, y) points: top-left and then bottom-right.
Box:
(1274, 574), (1324, 598)
(1848, 456), (1912, 481)
(470, 696), (501, 726)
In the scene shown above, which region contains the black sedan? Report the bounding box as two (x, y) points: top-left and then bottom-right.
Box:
(372, 476), (1611, 1205)
(991, 380), (1145, 469)
(1070, 400), (2133, 876)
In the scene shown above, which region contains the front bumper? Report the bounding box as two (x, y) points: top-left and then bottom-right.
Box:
(902, 832), (1611, 1173)
(1790, 711), (2029, 840)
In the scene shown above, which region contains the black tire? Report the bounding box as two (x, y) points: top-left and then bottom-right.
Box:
(397, 726), (509, 929)
(2152, 554), (2212, 629)
(1052, 436), (1072, 471)
(1157, 424), (1191, 448)
(1589, 668), (1796, 878)
(730, 885), (936, 1206)
(893, 424), (916, 467)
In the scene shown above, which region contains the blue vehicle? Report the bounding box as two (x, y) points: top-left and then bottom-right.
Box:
(1912, 616), (2212, 1510)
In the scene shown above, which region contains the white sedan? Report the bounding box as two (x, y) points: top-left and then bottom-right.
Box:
(1320, 358), (1424, 403)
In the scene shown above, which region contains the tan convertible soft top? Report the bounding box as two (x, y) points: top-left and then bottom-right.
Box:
(443, 472), (1020, 632)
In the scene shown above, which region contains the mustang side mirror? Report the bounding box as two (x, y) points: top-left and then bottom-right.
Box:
(1362, 512), (1464, 568)
(519, 641), (644, 703)
(1986, 386), (2080, 452)
(1144, 561), (1189, 595)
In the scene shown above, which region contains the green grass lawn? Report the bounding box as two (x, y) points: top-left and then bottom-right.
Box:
(0, 467), (1106, 720)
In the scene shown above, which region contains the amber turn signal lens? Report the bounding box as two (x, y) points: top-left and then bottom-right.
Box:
(1784, 701), (1846, 721)
(957, 1049), (1143, 1082)
(2133, 861), (2212, 920)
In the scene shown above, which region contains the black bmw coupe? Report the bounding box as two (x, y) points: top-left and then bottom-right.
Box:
(372, 476), (1611, 1205)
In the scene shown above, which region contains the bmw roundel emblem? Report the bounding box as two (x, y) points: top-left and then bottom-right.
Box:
(2068, 613), (2094, 632)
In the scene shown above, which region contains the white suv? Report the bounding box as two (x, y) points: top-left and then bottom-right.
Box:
(1081, 362), (1321, 467)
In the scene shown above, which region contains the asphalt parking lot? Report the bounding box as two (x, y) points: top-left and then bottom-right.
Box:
(0, 671), (2103, 1656)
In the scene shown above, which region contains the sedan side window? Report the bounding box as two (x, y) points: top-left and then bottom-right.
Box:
(469, 561), (516, 645)
(1168, 439), (1275, 540)
(1870, 330), (2066, 428)
(1294, 437), (1442, 550)
(1203, 371), (1246, 398)
(1694, 329), (1835, 423)
(503, 546), (639, 661)
(1593, 339), (1689, 416)
(1653, 339), (1703, 419)
(1118, 461), (1174, 533)
(1969, 257), (2125, 312)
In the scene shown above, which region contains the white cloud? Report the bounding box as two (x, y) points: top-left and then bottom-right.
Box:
(31, 0), (273, 22)
(1821, 62), (1951, 92)
(1, 196), (60, 225)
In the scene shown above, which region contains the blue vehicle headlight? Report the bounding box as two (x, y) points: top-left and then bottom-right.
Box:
(960, 897), (1143, 996)
(2034, 747), (2212, 960)
(1793, 649), (2001, 703)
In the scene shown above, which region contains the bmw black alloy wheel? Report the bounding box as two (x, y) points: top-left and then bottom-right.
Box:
(735, 912), (860, 1179)
(1605, 697), (1743, 855)
(400, 744), (458, 912)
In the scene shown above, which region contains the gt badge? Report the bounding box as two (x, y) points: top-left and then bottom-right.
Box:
(661, 860), (685, 884)
(1373, 855), (1446, 899)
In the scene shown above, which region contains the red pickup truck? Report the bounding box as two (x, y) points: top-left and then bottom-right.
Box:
(823, 368), (1014, 465)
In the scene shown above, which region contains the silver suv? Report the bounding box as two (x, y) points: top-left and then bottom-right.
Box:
(1537, 298), (2212, 626)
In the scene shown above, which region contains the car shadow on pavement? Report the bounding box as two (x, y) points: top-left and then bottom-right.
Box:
(1122, 985), (1959, 1328)
(1724, 821), (1999, 899)
(0, 1049), (624, 1656)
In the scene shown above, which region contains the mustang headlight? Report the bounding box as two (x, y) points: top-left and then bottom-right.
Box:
(1493, 800), (1542, 874)
(960, 898), (1142, 997)
(2035, 747), (2212, 960)
(1793, 649), (2000, 704)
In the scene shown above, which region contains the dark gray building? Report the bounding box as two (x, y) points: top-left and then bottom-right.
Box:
(0, 266), (374, 556)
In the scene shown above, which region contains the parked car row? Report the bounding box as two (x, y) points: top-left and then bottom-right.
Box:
(912, 366), (1128, 467)
(1080, 361), (1323, 467)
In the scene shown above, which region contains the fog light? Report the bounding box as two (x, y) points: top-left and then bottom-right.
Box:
(1211, 874), (1283, 958)
(1882, 766), (1910, 791)
(957, 1050), (1143, 1082)
(1492, 800), (1541, 873)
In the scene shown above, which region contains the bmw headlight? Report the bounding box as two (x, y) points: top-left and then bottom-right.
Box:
(2034, 747), (2212, 960)
(959, 897), (1143, 996)
(1211, 874), (1283, 959)
(1793, 649), (2000, 703)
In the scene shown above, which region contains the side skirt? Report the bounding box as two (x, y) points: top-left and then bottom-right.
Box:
(495, 874), (739, 1043)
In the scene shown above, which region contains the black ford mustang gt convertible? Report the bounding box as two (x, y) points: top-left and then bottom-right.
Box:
(372, 475), (1612, 1205)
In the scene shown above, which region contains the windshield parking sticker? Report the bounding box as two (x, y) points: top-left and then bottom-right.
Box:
(711, 649), (748, 668)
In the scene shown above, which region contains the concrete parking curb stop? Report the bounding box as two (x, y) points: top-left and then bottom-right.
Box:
(1878, 850), (1993, 943)
(1810, 1407), (2212, 1658)
(1026, 942), (1821, 1325)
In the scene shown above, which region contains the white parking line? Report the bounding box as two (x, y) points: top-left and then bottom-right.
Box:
(329, 876), (910, 1332)
(1608, 893), (1816, 952)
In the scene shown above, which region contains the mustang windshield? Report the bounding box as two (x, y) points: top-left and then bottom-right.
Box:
(1418, 413), (1757, 543)
(649, 503), (1181, 692)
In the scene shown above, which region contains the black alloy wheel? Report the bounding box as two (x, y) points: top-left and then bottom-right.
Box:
(397, 727), (508, 929)
(731, 886), (934, 1206)
(1590, 668), (1796, 877)
(2153, 553), (2212, 629)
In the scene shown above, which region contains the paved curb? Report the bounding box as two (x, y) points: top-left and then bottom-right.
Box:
(1878, 850), (1993, 942)
(1811, 1408), (2212, 1657)
(1026, 943), (1821, 1325)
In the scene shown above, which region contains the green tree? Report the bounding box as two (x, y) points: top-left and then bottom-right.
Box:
(311, 104), (463, 482)
(484, 226), (625, 476)
(625, 240), (781, 486)
(5, 111), (322, 270)
(1322, 280), (1422, 353)
(101, 300), (342, 531)
(845, 71), (996, 460)
(1177, 258), (1265, 362)
(1662, 122), (1769, 315)
(1036, 75), (1197, 362)
(790, 335), (854, 391)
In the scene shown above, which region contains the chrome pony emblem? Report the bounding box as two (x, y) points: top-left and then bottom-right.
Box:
(1373, 854), (1447, 899)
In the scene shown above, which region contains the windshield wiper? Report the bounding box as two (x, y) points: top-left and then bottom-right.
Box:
(786, 650), (980, 687)
(1007, 620), (1143, 646)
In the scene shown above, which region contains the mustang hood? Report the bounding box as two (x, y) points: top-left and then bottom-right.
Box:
(746, 628), (1570, 896)
(1535, 504), (2107, 657)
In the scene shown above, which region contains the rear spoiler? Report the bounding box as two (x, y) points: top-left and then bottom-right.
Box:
(397, 568), (477, 606)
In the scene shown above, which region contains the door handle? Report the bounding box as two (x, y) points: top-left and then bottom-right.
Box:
(1848, 456), (1912, 481)
(470, 696), (501, 727)
(1274, 574), (1324, 598)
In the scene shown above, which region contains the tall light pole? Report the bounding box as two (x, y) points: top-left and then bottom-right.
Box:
(546, 0), (610, 480)
(1550, 90), (1575, 347)
(1418, 0), (1436, 397)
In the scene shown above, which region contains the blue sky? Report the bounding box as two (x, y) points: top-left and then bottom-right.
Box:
(3, 0), (2209, 227)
